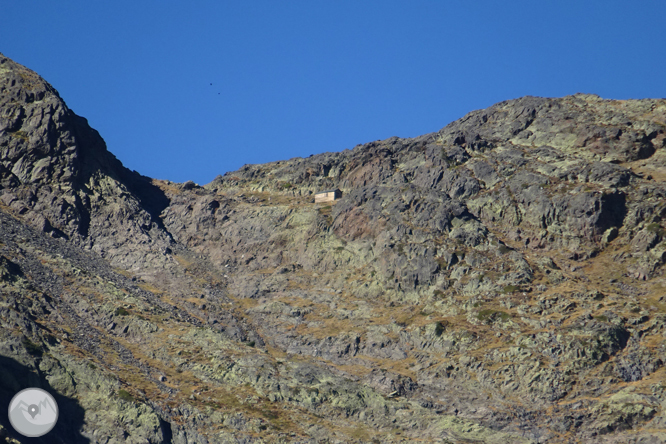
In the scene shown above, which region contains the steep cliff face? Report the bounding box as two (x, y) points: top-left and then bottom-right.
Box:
(1, 53), (666, 443)
(0, 54), (172, 272)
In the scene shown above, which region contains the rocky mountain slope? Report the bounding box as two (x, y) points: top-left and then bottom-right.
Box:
(1, 52), (666, 443)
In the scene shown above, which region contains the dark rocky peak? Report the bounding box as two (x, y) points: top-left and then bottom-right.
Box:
(0, 53), (171, 268)
(0, 52), (157, 193)
(437, 94), (666, 162)
(0, 53), (80, 187)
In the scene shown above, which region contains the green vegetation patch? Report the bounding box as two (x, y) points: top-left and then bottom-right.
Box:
(647, 222), (664, 237)
(22, 338), (43, 357)
(9, 130), (29, 141)
(502, 285), (519, 294)
(115, 307), (130, 316)
(117, 389), (135, 403)
(477, 309), (510, 323)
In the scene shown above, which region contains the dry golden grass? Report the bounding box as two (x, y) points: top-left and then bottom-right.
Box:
(230, 295), (260, 311)
(625, 157), (666, 182)
(136, 280), (166, 296)
(112, 266), (134, 279)
(172, 254), (194, 269)
(225, 189), (312, 208)
(274, 295), (315, 308)
(151, 179), (185, 195)
(340, 423), (383, 442)
(353, 355), (418, 381)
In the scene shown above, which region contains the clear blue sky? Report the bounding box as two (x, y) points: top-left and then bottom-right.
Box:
(2, 1), (665, 184)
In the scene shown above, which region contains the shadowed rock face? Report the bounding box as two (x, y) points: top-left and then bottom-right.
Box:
(2, 53), (666, 443)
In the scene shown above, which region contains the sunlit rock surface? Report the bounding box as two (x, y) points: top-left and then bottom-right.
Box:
(2, 52), (666, 443)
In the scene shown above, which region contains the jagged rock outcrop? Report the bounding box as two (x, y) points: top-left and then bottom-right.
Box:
(0, 54), (172, 272)
(2, 52), (666, 443)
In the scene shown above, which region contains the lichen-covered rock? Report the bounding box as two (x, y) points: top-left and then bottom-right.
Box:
(4, 53), (666, 442)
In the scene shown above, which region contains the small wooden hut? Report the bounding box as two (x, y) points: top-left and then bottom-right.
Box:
(314, 189), (342, 203)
